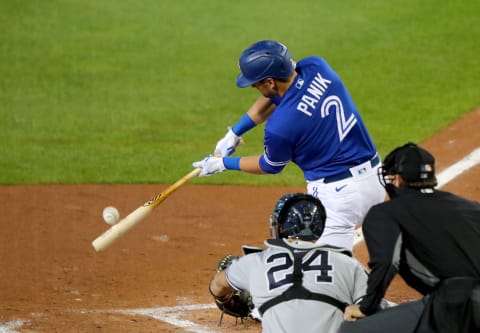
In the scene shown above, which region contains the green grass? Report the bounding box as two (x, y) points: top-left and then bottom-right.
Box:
(1, 0), (479, 185)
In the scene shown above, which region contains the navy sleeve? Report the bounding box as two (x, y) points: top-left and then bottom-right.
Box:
(359, 205), (402, 315)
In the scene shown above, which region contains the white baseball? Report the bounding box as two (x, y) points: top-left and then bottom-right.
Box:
(102, 206), (120, 225)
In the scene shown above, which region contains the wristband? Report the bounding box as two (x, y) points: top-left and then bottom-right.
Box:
(223, 157), (241, 171)
(231, 113), (256, 136)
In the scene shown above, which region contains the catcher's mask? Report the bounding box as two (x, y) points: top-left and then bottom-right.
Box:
(270, 193), (326, 241)
(378, 142), (437, 194)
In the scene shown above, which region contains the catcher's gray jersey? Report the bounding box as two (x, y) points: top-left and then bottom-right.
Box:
(226, 239), (368, 333)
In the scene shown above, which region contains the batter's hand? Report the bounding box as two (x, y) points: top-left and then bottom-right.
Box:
(343, 304), (366, 322)
(214, 127), (244, 157)
(193, 155), (226, 176)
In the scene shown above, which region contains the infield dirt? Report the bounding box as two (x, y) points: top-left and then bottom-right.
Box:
(0, 109), (478, 332)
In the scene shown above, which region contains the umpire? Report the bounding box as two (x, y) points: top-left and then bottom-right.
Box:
(339, 142), (480, 333)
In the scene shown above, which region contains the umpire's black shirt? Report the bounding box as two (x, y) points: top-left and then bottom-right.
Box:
(359, 186), (480, 315)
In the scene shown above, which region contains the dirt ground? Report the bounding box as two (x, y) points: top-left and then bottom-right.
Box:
(0, 109), (478, 332)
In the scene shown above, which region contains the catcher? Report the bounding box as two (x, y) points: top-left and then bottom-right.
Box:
(208, 193), (372, 333)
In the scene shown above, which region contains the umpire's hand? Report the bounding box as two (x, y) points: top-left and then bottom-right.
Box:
(344, 305), (366, 322)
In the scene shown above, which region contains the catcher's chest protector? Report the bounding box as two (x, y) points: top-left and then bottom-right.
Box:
(258, 239), (347, 316)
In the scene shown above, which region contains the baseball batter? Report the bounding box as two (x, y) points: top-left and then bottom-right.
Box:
(209, 193), (370, 333)
(193, 40), (385, 251)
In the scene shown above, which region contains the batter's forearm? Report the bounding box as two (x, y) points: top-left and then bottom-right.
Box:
(222, 155), (266, 174)
(239, 156), (266, 174)
(246, 96), (275, 124)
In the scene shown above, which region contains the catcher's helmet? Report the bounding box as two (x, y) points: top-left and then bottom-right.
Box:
(236, 40), (296, 88)
(378, 142), (437, 188)
(270, 193), (326, 241)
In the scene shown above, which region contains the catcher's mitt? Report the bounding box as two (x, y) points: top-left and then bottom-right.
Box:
(211, 255), (254, 320)
(216, 254), (239, 272)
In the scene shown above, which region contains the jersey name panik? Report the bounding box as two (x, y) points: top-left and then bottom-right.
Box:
(260, 56), (376, 180)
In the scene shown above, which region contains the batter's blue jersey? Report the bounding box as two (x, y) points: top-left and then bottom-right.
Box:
(260, 56), (377, 181)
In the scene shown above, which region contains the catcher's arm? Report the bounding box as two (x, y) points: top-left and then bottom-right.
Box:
(209, 270), (233, 302)
(209, 254), (238, 304)
(209, 255), (254, 321)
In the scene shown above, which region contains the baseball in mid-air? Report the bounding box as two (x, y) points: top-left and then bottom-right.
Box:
(102, 206), (120, 225)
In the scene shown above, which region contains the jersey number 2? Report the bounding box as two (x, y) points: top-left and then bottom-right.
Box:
(320, 95), (357, 141)
(266, 251), (333, 290)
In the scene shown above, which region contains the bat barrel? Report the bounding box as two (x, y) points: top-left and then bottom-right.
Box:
(92, 205), (152, 251)
(91, 168), (201, 252)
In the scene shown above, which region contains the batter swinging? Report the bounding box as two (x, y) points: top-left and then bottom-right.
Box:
(193, 40), (385, 251)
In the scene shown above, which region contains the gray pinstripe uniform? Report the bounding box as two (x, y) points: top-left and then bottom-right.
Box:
(226, 239), (368, 333)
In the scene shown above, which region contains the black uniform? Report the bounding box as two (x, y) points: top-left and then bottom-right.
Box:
(362, 187), (480, 313)
(340, 187), (480, 333)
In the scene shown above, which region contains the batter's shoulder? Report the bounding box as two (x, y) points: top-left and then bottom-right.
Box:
(297, 56), (328, 67)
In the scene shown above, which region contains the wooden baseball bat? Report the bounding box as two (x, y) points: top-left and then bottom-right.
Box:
(91, 168), (201, 252)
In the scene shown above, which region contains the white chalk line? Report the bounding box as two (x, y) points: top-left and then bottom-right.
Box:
(99, 303), (220, 333)
(354, 147), (480, 246)
(0, 320), (27, 333)
(1, 303), (220, 333)
(435, 147), (480, 188)
(2, 147), (479, 333)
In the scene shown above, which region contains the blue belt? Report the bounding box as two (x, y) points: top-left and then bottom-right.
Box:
(323, 155), (380, 184)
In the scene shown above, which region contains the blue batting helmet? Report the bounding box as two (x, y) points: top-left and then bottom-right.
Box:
(236, 40), (296, 88)
(270, 193), (326, 241)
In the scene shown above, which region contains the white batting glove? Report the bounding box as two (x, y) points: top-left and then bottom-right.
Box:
(192, 155), (226, 176)
(214, 127), (244, 157)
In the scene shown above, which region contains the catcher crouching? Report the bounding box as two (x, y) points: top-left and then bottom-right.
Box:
(208, 193), (371, 332)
